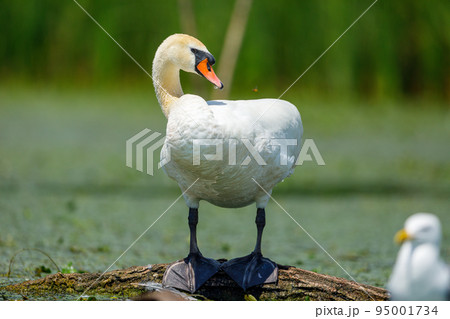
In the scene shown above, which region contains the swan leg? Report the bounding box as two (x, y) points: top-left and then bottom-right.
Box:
(222, 208), (278, 290)
(162, 208), (220, 293)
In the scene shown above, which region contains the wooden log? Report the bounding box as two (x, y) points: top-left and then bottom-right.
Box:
(1, 262), (388, 301)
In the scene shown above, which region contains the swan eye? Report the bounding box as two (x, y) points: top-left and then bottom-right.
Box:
(191, 48), (216, 67)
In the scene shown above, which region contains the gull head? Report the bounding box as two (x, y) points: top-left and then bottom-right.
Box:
(395, 213), (442, 246)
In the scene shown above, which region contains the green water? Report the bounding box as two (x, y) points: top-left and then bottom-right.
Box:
(1, 87), (449, 300)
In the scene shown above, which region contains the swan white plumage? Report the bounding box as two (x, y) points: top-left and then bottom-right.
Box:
(387, 213), (450, 301)
(152, 34), (303, 292)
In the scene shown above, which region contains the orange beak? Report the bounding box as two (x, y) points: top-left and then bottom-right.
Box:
(196, 58), (223, 89)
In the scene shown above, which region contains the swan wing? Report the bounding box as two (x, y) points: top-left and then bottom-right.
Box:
(162, 96), (303, 208)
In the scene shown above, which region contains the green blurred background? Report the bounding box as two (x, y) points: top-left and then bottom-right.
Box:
(0, 0), (449, 300)
(1, 0), (449, 100)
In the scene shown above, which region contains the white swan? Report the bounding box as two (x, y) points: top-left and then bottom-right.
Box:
(387, 213), (450, 300)
(152, 34), (303, 292)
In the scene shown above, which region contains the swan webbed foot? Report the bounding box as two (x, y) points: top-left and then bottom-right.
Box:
(221, 252), (278, 290)
(162, 253), (221, 293)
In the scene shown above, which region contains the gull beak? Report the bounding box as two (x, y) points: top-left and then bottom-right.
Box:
(196, 58), (223, 89)
(394, 229), (411, 244)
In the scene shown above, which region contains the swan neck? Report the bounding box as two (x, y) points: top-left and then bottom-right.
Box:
(152, 60), (183, 118)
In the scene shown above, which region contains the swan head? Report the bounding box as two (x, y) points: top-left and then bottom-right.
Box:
(155, 34), (223, 89)
(395, 213), (442, 246)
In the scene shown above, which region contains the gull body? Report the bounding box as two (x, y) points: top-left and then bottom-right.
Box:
(388, 213), (450, 301)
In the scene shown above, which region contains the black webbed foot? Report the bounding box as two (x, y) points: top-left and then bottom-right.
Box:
(162, 253), (221, 293)
(221, 252), (278, 290)
(163, 208), (221, 293)
(162, 253), (220, 293)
